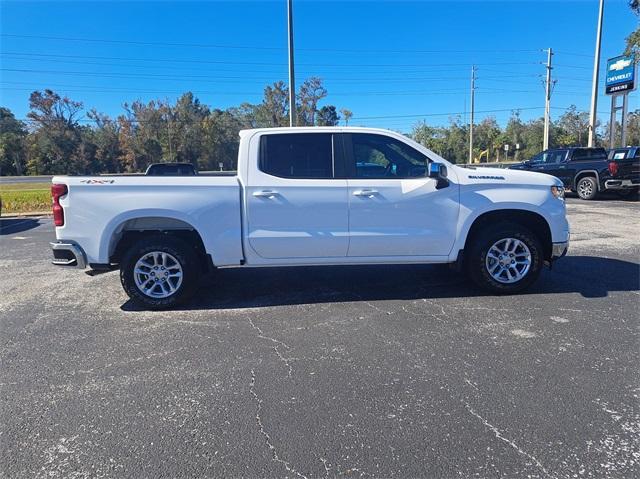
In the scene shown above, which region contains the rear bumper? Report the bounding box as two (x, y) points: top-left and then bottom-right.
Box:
(604, 178), (640, 190)
(50, 241), (87, 269)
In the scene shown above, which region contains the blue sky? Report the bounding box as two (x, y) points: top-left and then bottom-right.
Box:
(0, 0), (638, 132)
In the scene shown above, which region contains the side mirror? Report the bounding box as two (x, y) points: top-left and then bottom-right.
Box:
(428, 163), (449, 189)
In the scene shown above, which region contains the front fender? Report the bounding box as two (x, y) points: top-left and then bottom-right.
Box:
(449, 185), (569, 260)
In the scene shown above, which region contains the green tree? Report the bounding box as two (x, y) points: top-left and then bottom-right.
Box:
(297, 77), (327, 126)
(474, 117), (502, 160)
(504, 111), (526, 162)
(316, 105), (340, 126)
(202, 109), (243, 170)
(87, 110), (122, 173)
(170, 92), (210, 165)
(625, 109), (640, 145)
(411, 122), (447, 157)
(340, 108), (353, 126)
(556, 105), (590, 146)
(26, 90), (85, 174)
(626, 0), (640, 60)
(255, 81), (289, 127)
(0, 107), (27, 175)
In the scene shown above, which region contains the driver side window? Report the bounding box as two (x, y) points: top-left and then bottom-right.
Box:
(349, 134), (428, 179)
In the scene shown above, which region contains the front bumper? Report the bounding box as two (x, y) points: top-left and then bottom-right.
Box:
(551, 239), (569, 259)
(50, 241), (87, 269)
(604, 179), (640, 190)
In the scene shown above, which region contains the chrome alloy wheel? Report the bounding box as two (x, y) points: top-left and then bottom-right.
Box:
(485, 238), (532, 284)
(133, 251), (183, 298)
(578, 179), (594, 198)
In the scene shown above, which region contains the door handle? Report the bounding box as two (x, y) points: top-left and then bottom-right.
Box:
(253, 190), (279, 198)
(353, 189), (378, 197)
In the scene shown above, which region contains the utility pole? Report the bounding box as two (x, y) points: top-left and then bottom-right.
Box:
(167, 116), (173, 162)
(588, 0), (604, 147)
(469, 65), (475, 163)
(543, 48), (555, 150)
(287, 0), (296, 127)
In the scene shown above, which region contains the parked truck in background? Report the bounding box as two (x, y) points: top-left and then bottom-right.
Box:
(510, 146), (640, 200)
(509, 147), (610, 200)
(605, 146), (640, 197)
(50, 127), (569, 309)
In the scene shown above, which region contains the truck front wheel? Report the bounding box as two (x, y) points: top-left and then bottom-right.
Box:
(467, 223), (544, 294)
(120, 235), (199, 309)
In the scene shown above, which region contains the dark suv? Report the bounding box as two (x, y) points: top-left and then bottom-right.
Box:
(510, 147), (610, 200)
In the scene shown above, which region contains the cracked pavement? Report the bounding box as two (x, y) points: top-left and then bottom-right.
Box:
(1, 196), (639, 478)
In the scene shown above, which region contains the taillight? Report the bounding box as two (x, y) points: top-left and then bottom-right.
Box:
(608, 161), (618, 177)
(51, 184), (68, 226)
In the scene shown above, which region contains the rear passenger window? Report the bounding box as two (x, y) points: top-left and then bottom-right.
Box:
(613, 150), (627, 160)
(572, 148), (607, 161)
(259, 133), (333, 179)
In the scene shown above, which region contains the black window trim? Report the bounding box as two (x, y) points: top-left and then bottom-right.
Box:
(258, 132), (343, 180)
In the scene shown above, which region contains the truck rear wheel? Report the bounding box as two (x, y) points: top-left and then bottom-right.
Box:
(576, 176), (598, 200)
(466, 222), (544, 294)
(120, 235), (199, 309)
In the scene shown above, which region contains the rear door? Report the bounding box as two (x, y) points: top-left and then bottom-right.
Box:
(245, 132), (349, 259)
(342, 133), (459, 257)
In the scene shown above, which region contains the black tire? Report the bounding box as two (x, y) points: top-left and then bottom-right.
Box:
(120, 235), (200, 309)
(576, 176), (598, 200)
(466, 222), (544, 294)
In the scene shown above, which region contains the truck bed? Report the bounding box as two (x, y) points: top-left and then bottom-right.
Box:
(52, 175), (244, 267)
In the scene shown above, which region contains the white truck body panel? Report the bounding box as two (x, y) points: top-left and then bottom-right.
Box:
(52, 127), (569, 270)
(52, 176), (243, 266)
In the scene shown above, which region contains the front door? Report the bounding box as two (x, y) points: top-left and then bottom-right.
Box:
(342, 133), (459, 257)
(543, 150), (572, 185)
(246, 132), (349, 259)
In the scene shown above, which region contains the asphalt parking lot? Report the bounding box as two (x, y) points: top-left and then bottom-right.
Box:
(1, 197), (639, 478)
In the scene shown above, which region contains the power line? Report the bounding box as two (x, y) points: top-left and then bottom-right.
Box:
(553, 63), (593, 70)
(0, 53), (531, 82)
(0, 68), (543, 85)
(0, 85), (473, 97)
(0, 51), (540, 68)
(351, 107), (544, 120)
(0, 33), (543, 54)
(554, 50), (594, 58)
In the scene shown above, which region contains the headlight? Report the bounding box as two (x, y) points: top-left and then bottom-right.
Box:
(551, 185), (565, 199)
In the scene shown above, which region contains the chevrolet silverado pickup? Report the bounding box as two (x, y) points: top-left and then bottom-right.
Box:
(50, 127), (569, 309)
(606, 146), (640, 197)
(509, 147), (611, 200)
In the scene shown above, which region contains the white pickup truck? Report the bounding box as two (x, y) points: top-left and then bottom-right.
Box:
(51, 127), (569, 309)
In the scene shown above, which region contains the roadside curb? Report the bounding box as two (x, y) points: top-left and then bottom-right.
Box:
(1, 211), (51, 218)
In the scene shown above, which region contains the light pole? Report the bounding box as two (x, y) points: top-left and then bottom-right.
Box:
(588, 0), (605, 147)
(469, 65), (475, 163)
(287, 0), (296, 127)
(543, 48), (554, 150)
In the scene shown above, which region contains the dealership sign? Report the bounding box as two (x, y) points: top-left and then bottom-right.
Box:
(605, 55), (636, 94)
